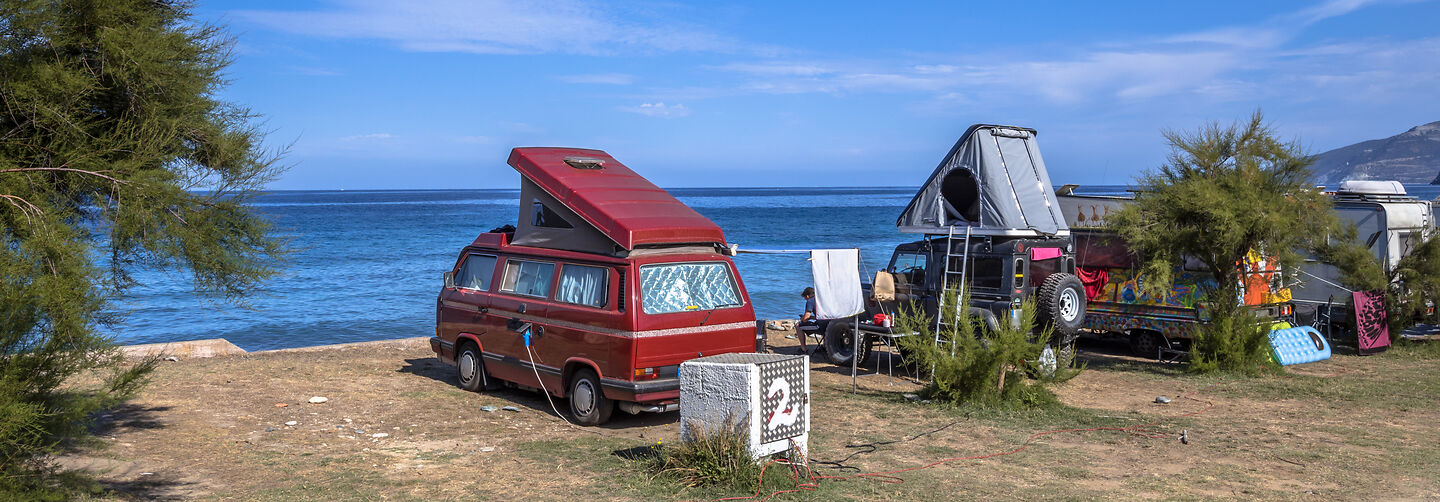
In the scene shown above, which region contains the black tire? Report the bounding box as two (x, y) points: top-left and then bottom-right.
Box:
(1129, 330), (1163, 359)
(823, 320), (872, 367)
(1037, 273), (1086, 338)
(456, 342), (496, 392)
(567, 368), (613, 426)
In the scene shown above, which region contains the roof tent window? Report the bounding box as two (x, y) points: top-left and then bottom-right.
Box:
(564, 157), (605, 170)
(500, 259), (556, 298)
(941, 168), (980, 223)
(531, 200), (574, 229)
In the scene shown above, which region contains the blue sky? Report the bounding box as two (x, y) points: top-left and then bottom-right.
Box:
(198, 0), (1440, 190)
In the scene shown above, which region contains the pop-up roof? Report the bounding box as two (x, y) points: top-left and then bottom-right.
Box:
(506, 147), (726, 254)
(896, 124), (1069, 237)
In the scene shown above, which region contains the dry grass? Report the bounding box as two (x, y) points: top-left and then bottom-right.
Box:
(54, 332), (1440, 500)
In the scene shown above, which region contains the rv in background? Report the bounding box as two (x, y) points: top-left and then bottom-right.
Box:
(1291, 180), (1434, 346)
(1055, 190), (1295, 358)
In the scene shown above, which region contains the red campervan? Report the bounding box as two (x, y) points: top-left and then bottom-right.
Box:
(431, 148), (757, 425)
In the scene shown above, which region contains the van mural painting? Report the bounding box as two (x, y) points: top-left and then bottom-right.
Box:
(1352, 290), (1391, 355)
(1105, 269), (1214, 309)
(1097, 251), (1289, 309)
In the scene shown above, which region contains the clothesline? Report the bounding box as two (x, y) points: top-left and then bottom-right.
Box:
(736, 248), (857, 254)
(1297, 268), (1355, 294)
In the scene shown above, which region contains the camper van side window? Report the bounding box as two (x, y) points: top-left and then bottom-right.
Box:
(557, 264), (609, 308)
(456, 254), (498, 291)
(532, 201), (574, 229)
(639, 262), (743, 314)
(500, 259), (556, 298)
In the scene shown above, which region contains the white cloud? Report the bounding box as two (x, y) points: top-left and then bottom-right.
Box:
(558, 73), (635, 85)
(695, 1), (1420, 109)
(1289, 0), (1390, 24)
(340, 133), (393, 142)
(289, 66), (342, 77)
(712, 62), (833, 76)
(993, 51), (1238, 103)
(619, 102), (690, 118)
(1161, 0), (1389, 49)
(232, 0), (738, 55)
(913, 64), (958, 74)
(456, 135), (496, 144)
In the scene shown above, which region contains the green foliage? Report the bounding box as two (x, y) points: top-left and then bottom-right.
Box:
(650, 416), (761, 490)
(0, 0), (283, 484)
(1188, 302), (1277, 375)
(1311, 224), (1389, 293)
(895, 288), (1072, 408)
(1107, 111), (1332, 373)
(1313, 227), (1440, 339)
(1108, 111), (1332, 298)
(1386, 234), (1440, 334)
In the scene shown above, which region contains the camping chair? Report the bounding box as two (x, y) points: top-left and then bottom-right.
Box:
(798, 322), (823, 349)
(1157, 332), (1187, 364)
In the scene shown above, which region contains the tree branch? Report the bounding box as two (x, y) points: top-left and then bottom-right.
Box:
(0, 193), (43, 224)
(1, 167), (130, 185)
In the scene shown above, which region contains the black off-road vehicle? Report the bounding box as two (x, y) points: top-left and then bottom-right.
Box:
(817, 125), (1086, 367)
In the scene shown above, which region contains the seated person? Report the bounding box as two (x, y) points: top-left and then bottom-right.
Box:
(795, 287), (819, 354)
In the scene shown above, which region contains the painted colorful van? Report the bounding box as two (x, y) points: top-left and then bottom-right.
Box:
(431, 148), (756, 425)
(1057, 191), (1295, 357)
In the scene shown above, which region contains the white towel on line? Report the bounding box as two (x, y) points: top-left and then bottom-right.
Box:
(810, 249), (864, 320)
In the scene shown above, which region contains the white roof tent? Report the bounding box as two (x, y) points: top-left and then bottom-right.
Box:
(896, 124), (1069, 238)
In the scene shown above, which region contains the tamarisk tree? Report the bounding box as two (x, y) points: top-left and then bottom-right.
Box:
(0, 0), (284, 483)
(1107, 111), (1333, 373)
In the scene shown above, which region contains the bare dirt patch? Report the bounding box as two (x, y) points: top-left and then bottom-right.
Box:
(61, 331), (1440, 500)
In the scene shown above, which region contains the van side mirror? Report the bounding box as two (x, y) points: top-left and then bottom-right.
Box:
(443, 271), (455, 288)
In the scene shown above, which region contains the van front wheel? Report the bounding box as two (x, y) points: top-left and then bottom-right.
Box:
(456, 343), (487, 392)
(568, 368), (613, 426)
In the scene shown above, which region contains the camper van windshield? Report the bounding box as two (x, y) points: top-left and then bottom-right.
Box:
(639, 262), (742, 314)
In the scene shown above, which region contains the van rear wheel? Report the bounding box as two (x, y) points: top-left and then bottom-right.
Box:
(824, 320), (872, 367)
(568, 368), (613, 426)
(1129, 331), (1163, 359)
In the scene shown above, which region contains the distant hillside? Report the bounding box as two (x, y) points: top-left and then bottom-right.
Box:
(1306, 121), (1440, 185)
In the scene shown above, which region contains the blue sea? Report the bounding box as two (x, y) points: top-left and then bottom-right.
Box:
(112, 184), (1440, 351)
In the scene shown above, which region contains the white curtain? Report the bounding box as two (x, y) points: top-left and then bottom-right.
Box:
(558, 265), (608, 307)
(810, 249), (864, 319)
